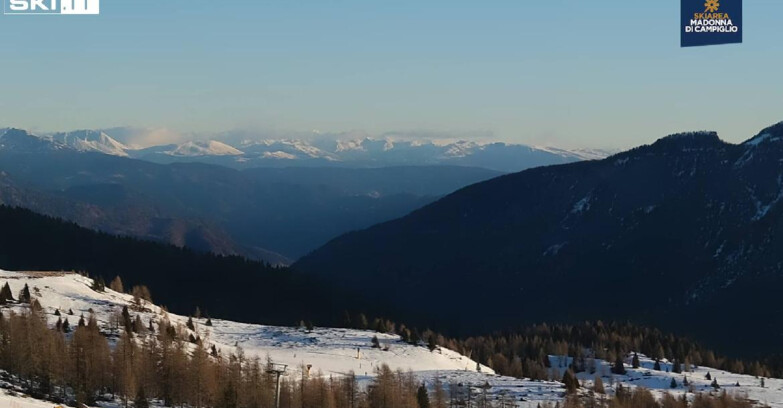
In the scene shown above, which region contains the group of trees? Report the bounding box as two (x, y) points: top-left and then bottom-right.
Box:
(338, 314), (777, 384)
(0, 303), (453, 408)
(441, 322), (775, 380)
(0, 280), (762, 408)
(540, 387), (754, 408)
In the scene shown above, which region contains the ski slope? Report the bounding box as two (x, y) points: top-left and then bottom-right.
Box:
(0, 270), (780, 407)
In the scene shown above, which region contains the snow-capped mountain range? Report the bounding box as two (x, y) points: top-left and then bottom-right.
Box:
(0, 127), (613, 172)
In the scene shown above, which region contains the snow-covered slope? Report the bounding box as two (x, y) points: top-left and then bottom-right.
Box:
(49, 130), (130, 157)
(167, 140), (243, 156)
(0, 270), (778, 407)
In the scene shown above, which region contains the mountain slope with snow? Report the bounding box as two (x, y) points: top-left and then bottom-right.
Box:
(167, 140), (243, 157)
(0, 269), (779, 407)
(295, 121), (783, 354)
(50, 130), (130, 157)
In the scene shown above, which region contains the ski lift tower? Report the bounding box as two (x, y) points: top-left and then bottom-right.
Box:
(267, 363), (288, 408)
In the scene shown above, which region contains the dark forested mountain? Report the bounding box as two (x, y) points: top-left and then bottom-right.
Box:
(0, 205), (371, 325)
(0, 129), (502, 262)
(295, 122), (783, 355)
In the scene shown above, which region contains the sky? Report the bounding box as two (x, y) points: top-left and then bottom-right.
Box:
(0, 0), (781, 149)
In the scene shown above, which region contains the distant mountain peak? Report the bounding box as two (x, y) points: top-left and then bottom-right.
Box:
(168, 140), (244, 157)
(744, 122), (783, 147)
(650, 131), (725, 151)
(0, 128), (66, 153)
(50, 129), (129, 157)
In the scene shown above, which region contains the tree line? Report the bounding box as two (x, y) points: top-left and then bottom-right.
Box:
(0, 278), (760, 408)
(337, 315), (779, 380)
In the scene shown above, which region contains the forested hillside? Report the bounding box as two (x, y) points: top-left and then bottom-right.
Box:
(0, 205), (374, 325)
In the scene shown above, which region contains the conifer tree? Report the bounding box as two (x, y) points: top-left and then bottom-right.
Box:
(632, 353), (640, 369)
(562, 370), (578, 393)
(428, 334), (437, 352)
(670, 378), (677, 388)
(417, 383), (431, 408)
(135, 386), (149, 408)
(612, 357), (626, 375)
(0, 282), (13, 302)
(187, 316), (196, 331)
(109, 276), (124, 293)
(122, 305), (132, 332)
(357, 313), (368, 330)
(18, 283), (31, 303)
(711, 378), (720, 389)
(206, 317), (213, 327)
(91, 276), (106, 292)
(410, 328), (421, 345)
(432, 376), (447, 408)
(593, 375), (605, 394)
(653, 359), (661, 371)
(672, 358), (682, 374)
(371, 335), (381, 349)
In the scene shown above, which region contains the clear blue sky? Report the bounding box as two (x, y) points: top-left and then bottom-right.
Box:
(0, 0), (781, 148)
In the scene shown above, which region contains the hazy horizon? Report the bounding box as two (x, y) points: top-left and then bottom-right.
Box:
(1, 1), (781, 149)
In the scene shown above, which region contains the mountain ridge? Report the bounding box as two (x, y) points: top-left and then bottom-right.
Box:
(294, 122), (783, 355)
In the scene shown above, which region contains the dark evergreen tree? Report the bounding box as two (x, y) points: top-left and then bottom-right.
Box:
(670, 378), (677, 388)
(187, 316), (195, 331)
(705, 372), (712, 380)
(206, 317), (213, 327)
(711, 378), (720, 389)
(653, 359), (661, 371)
(0, 282), (13, 302)
(18, 283), (31, 303)
(428, 334), (437, 352)
(672, 359), (682, 374)
(416, 383), (431, 408)
(371, 335), (381, 349)
(134, 386), (150, 408)
(122, 305), (132, 332)
(91, 276), (106, 292)
(612, 357), (626, 375)
(357, 313), (369, 330)
(562, 370), (579, 393)
(410, 328), (421, 346)
(133, 315), (144, 333)
(632, 353), (640, 369)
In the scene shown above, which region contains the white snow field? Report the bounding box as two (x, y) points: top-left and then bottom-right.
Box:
(0, 269), (781, 407)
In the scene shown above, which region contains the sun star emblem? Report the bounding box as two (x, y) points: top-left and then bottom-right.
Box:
(704, 0), (720, 12)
